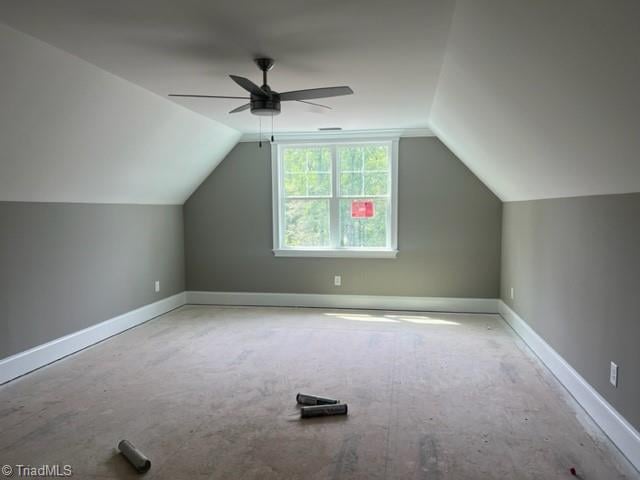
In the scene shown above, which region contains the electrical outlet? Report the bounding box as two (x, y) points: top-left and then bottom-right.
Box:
(610, 362), (618, 387)
(155, 280), (160, 293)
(510, 287), (514, 300)
(334, 275), (342, 287)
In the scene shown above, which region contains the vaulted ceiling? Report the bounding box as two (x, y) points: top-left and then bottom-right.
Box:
(0, 22), (240, 204)
(430, 0), (640, 201)
(0, 0), (454, 133)
(1, 0), (639, 204)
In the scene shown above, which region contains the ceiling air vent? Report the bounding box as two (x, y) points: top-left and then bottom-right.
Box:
(318, 127), (342, 131)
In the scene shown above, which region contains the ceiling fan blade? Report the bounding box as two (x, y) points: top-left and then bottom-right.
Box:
(229, 103), (251, 114)
(280, 86), (353, 101)
(229, 75), (268, 97)
(169, 94), (249, 99)
(296, 100), (332, 110)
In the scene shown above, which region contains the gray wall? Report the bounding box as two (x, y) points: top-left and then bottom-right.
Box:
(501, 194), (640, 431)
(0, 202), (185, 359)
(184, 137), (502, 297)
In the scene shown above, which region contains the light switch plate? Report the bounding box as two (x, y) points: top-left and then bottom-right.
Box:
(610, 361), (618, 387)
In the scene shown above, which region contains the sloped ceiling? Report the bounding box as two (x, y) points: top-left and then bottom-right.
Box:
(0, 23), (240, 204)
(430, 0), (640, 201)
(2, 1), (639, 204)
(0, 0), (454, 134)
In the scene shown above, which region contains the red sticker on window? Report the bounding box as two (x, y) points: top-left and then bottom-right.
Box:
(351, 200), (375, 218)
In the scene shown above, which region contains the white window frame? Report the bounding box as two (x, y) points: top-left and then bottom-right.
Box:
(271, 137), (399, 258)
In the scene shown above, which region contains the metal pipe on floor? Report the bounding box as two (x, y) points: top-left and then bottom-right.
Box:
(118, 439), (151, 473)
(296, 393), (340, 405)
(300, 403), (348, 418)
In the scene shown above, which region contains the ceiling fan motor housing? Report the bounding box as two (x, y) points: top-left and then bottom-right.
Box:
(251, 59), (280, 115)
(251, 94), (281, 116)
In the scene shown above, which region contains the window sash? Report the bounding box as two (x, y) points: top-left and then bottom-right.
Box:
(282, 198), (331, 248)
(338, 197), (391, 248)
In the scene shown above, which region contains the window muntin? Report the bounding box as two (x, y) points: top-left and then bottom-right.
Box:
(283, 147), (332, 197)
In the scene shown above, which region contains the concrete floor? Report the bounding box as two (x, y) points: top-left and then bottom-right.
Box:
(0, 305), (637, 479)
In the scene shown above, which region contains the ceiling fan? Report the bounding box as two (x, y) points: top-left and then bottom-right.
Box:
(168, 58), (354, 116)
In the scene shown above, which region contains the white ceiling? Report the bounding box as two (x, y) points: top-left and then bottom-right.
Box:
(2, 0), (640, 203)
(430, 0), (640, 201)
(0, 0), (455, 134)
(0, 23), (240, 204)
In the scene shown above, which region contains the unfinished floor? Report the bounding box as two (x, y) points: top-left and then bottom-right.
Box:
(0, 305), (637, 479)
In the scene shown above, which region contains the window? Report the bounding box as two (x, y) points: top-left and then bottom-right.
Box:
(272, 139), (398, 258)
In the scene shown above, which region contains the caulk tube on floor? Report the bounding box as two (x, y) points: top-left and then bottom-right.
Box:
(296, 393), (340, 405)
(118, 439), (151, 473)
(300, 403), (348, 418)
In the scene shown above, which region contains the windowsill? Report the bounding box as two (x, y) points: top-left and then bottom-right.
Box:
(273, 248), (398, 259)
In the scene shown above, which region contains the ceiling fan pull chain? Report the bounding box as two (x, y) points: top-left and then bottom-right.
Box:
(259, 117), (262, 148)
(271, 113), (274, 142)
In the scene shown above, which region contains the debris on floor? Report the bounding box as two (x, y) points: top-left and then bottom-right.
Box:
(296, 392), (339, 405)
(300, 403), (348, 418)
(118, 439), (151, 474)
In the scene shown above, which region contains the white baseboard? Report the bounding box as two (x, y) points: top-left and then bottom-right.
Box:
(6, 291), (635, 471)
(0, 291), (490, 385)
(186, 291), (499, 313)
(0, 292), (186, 385)
(499, 300), (640, 472)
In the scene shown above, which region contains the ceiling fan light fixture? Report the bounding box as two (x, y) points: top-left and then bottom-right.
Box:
(251, 96), (281, 116)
